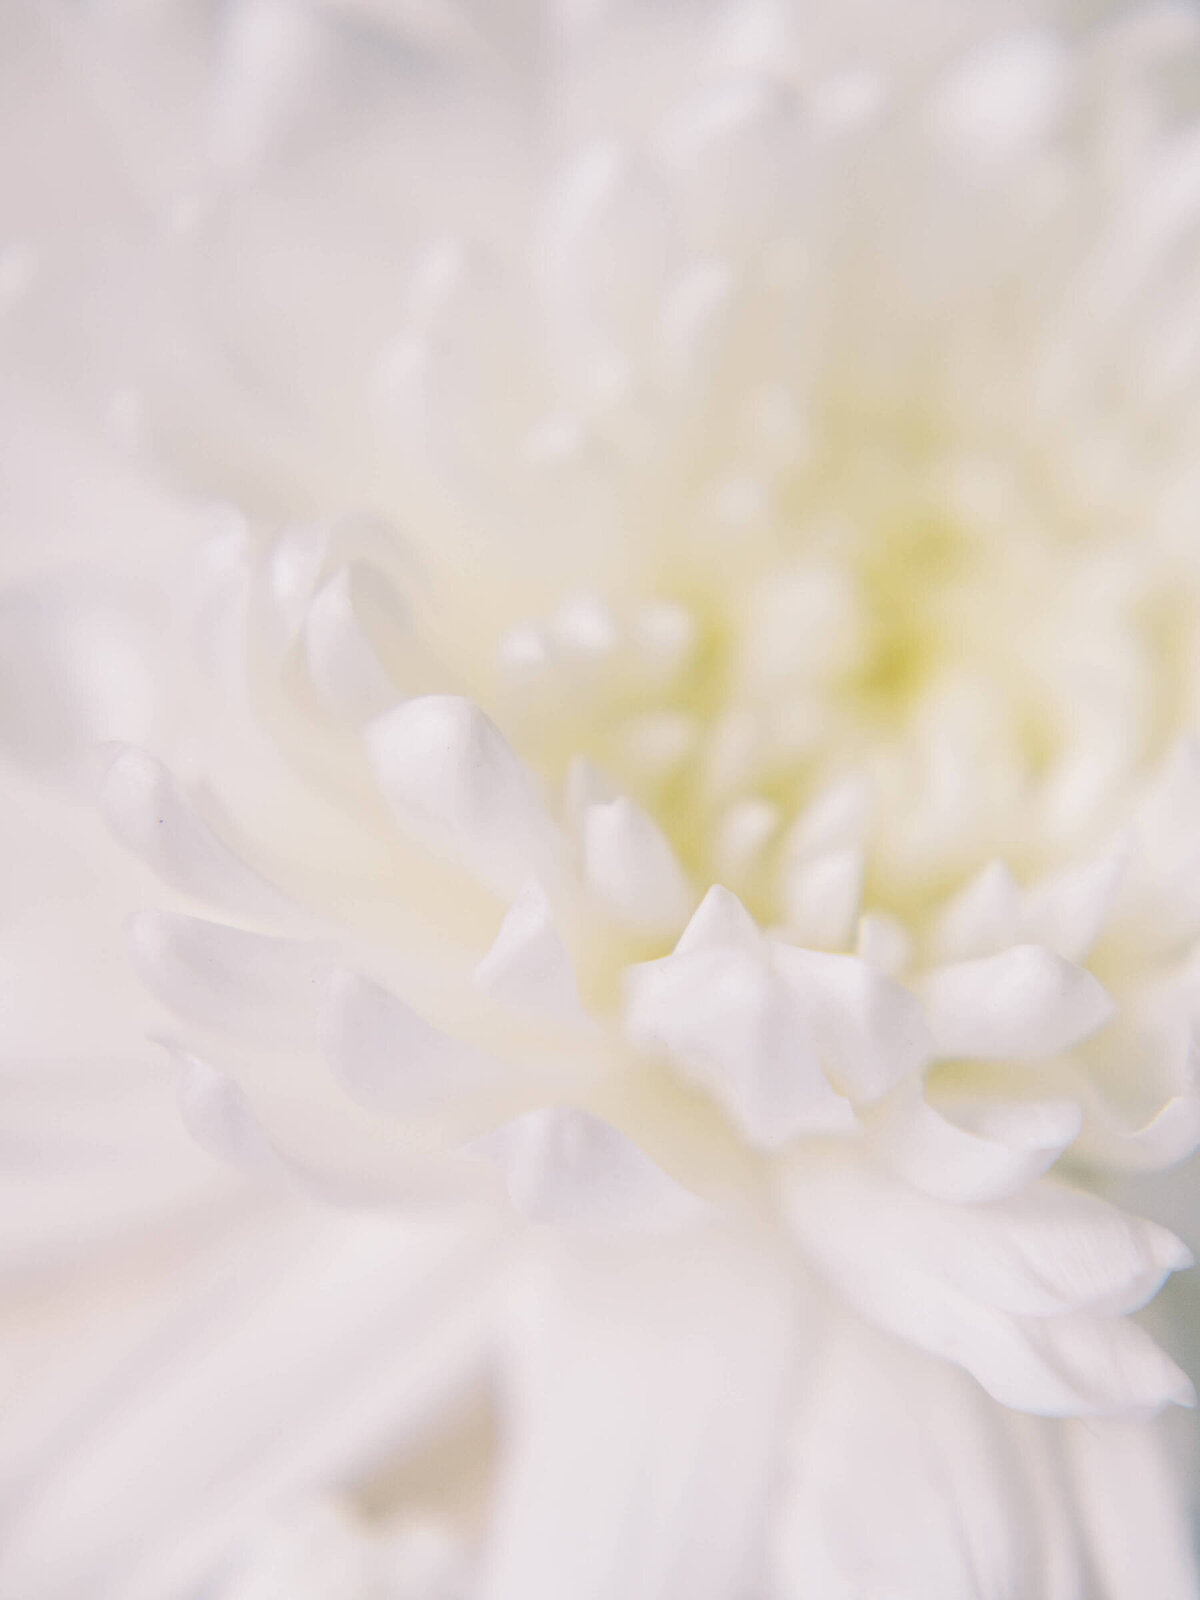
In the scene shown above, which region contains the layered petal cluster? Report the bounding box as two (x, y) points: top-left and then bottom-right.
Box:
(5, 1), (1200, 1598)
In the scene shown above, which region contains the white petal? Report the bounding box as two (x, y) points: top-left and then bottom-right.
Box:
(100, 747), (291, 916)
(799, 1153), (1189, 1319)
(964, 1184), (1192, 1319)
(320, 967), (499, 1116)
(1076, 1084), (1200, 1173)
(207, 1499), (374, 1600)
(1023, 1313), (1196, 1417)
(473, 879), (584, 1022)
(771, 1318), (1051, 1600)
(625, 946), (843, 1149)
(1063, 1416), (1200, 1599)
(258, 522), (332, 650)
(128, 913), (333, 1050)
(167, 1038), (477, 1211)
(0, 1127), (232, 1277)
(658, 78), (799, 259)
(932, 30), (1069, 164)
(781, 846), (863, 949)
(781, 1157), (1193, 1416)
(711, 796), (779, 886)
(673, 882), (763, 956)
(537, 139), (675, 350)
(549, 594), (620, 660)
(1023, 845), (1126, 963)
(656, 258), (735, 387)
(934, 860), (1022, 961)
(563, 755), (618, 832)
(1074, 1017), (1200, 1171)
(365, 696), (564, 898)
(786, 774), (872, 857)
(478, 1229), (793, 1600)
(468, 1108), (705, 1233)
(302, 563), (401, 724)
(924, 944), (1114, 1060)
(173, 1048), (279, 1176)
(632, 601), (697, 681)
(771, 945), (933, 1103)
(581, 795), (693, 935)
(869, 1090), (1083, 1204)
(0, 1212), (497, 1600)
(0, 578), (156, 783)
(854, 911), (912, 977)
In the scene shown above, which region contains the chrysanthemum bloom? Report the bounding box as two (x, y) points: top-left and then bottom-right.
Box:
(6, 1), (1200, 1597)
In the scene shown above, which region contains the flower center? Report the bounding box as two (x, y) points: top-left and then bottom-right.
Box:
(482, 435), (1190, 955)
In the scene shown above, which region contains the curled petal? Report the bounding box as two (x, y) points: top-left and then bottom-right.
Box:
(319, 967), (501, 1116)
(1073, 1026), (1200, 1172)
(365, 695), (564, 898)
(626, 945), (848, 1149)
(478, 1226), (795, 1600)
(924, 944), (1114, 1060)
(474, 879), (584, 1022)
(0, 578), (156, 783)
(1023, 845), (1126, 963)
(128, 913), (333, 1050)
(781, 1156), (1193, 1416)
(934, 860), (1022, 961)
(790, 1154), (1189, 1320)
(581, 794), (693, 935)
(869, 1091), (1083, 1204)
(467, 1107), (706, 1233)
(101, 747), (291, 917)
(169, 1042), (478, 1210)
(674, 883), (763, 957)
(1063, 1415), (1200, 1599)
(173, 1047), (279, 1176)
(0, 1205), (496, 1600)
(781, 846), (864, 950)
(302, 563), (401, 724)
(771, 945), (933, 1103)
(772, 1319), (1071, 1600)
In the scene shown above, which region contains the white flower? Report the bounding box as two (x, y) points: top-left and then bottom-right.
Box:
(5, 1), (1200, 1597)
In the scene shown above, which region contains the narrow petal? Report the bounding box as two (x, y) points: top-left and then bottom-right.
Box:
(771, 1317), (1057, 1600)
(1062, 1416), (1200, 1599)
(868, 1090), (1083, 1203)
(924, 944), (1114, 1060)
(781, 1156), (1193, 1416)
(365, 696), (564, 898)
(477, 1229), (794, 1600)
(467, 1107), (706, 1233)
(474, 880), (584, 1021)
(1073, 1028), (1200, 1172)
(0, 1212), (498, 1600)
(0, 577), (156, 783)
(1076, 1082), (1200, 1172)
(128, 912), (333, 1050)
(320, 967), (500, 1116)
(581, 795), (693, 935)
(101, 747), (292, 917)
(167, 1041), (482, 1210)
(1024, 846), (1126, 963)
(174, 1047), (280, 1176)
(790, 1154), (1190, 1321)
(302, 563), (401, 724)
(771, 945), (933, 1103)
(674, 883), (763, 956)
(625, 945), (844, 1148)
(934, 860), (1022, 961)
(781, 846), (864, 950)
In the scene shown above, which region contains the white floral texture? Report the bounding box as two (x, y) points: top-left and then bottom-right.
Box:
(5, 1), (1200, 1597)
